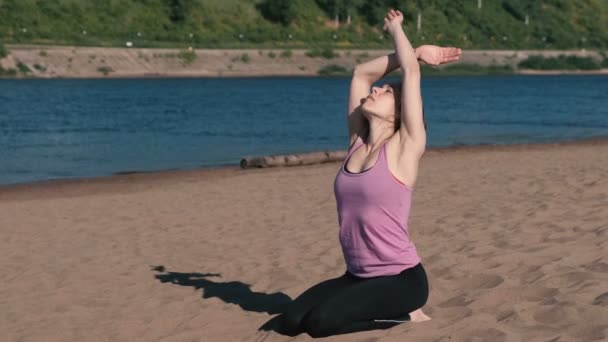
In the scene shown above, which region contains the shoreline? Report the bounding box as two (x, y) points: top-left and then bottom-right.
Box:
(2, 69), (608, 79)
(1, 45), (606, 78)
(2, 135), (607, 198)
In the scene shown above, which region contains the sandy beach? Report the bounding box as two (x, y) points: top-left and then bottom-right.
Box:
(1, 138), (607, 341)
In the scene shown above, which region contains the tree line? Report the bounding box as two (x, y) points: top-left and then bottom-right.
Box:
(0, 0), (605, 49)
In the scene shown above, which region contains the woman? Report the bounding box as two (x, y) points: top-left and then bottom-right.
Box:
(263, 9), (461, 338)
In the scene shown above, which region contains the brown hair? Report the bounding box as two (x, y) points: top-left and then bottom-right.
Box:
(361, 81), (426, 141)
(388, 81), (403, 133)
(388, 81), (426, 133)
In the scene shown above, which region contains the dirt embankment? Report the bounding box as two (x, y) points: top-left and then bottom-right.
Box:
(1, 44), (606, 78)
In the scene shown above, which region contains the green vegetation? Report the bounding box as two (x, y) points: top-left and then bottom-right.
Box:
(230, 53), (250, 63)
(280, 49), (293, 58)
(306, 47), (339, 59)
(318, 64), (350, 76)
(16, 61), (31, 73)
(97, 66), (113, 75)
(355, 52), (370, 63)
(422, 63), (514, 75)
(318, 62), (518, 77)
(0, 66), (17, 76)
(518, 55), (602, 70)
(257, 0), (297, 27)
(0, 40), (7, 58)
(33, 63), (46, 71)
(177, 49), (196, 65)
(0, 0), (605, 49)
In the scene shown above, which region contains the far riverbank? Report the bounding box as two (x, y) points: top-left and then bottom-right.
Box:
(1, 45), (606, 78)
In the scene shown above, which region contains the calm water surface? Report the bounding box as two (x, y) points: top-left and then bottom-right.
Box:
(0, 75), (606, 185)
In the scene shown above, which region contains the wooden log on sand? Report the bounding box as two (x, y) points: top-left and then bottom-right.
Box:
(240, 150), (349, 169)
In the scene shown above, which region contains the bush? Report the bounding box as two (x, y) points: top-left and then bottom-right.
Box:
(267, 51), (276, 58)
(240, 53), (250, 63)
(518, 55), (601, 70)
(17, 61), (31, 73)
(280, 49), (292, 58)
(0, 41), (7, 58)
(33, 63), (46, 71)
(306, 47), (338, 59)
(257, 0), (297, 26)
(318, 64), (350, 76)
(167, 0), (192, 23)
(0, 66), (18, 77)
(97, 66), (113, 75)
(178, 49), (196, 65)
(421, 64), (513, 75)
(0, 0), (605, 49)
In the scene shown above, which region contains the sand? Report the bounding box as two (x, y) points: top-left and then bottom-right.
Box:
(1, 138), (607, 341)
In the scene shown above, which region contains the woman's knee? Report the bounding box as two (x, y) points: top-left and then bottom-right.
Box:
(301, 309), (341, 338)
(278, 311), (306, 335)
(411, 282), (430, 310)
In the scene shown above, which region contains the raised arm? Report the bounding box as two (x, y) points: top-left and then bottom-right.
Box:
(385, 9), (425, 152)
(352, 51), (417, 84)
(347, 51), (419, 149)
(348, 44), (461, 150)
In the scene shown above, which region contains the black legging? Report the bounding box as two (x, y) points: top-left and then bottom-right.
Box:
(274, 262), (429, 338)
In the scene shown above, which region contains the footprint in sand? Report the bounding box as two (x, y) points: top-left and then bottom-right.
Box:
(592, 292), (608, 306)
(468, 327), (507, 340)
(542, 271), (596, 289)
(583, 259), (608, 273)
(496, 309), (518, 322)
(438, 294), (474, 308)
(434, 307), (473, 328)
(249, 330), (283, 342)
(461, 274), (504, 290)
(475, 286), (560, 308)
(517, 264), (546, 284)
(520, 287), (560, 302)
(544, 336), (562, 342)
(532, 306), (570, 325)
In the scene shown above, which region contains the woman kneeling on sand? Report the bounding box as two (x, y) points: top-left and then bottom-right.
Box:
(261, 8), (461, 338)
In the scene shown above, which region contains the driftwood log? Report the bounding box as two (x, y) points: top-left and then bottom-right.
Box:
(240, 150), (349, 169)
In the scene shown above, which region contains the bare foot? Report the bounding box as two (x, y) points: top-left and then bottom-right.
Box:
(408, 308), (432, 322)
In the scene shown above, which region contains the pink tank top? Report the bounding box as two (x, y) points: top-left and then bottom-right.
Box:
(333, 140), (421, 278)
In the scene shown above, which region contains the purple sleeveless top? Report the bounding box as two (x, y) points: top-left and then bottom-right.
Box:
(333, 140), (421, 278)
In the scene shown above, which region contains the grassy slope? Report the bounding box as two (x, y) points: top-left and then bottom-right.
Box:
(0, 0), (606, 49)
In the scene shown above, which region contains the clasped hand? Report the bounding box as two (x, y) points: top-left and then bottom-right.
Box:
(383, 8), (462, 66)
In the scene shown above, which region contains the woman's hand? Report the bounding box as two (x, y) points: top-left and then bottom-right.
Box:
(416, 45), (462, 66)
(383, 9), (404, 36)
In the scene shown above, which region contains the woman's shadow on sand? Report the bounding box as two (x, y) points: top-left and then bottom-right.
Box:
(150, 265), (291, 333)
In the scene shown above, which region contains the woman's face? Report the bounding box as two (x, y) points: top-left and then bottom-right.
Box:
(361, 84), (397, 121)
